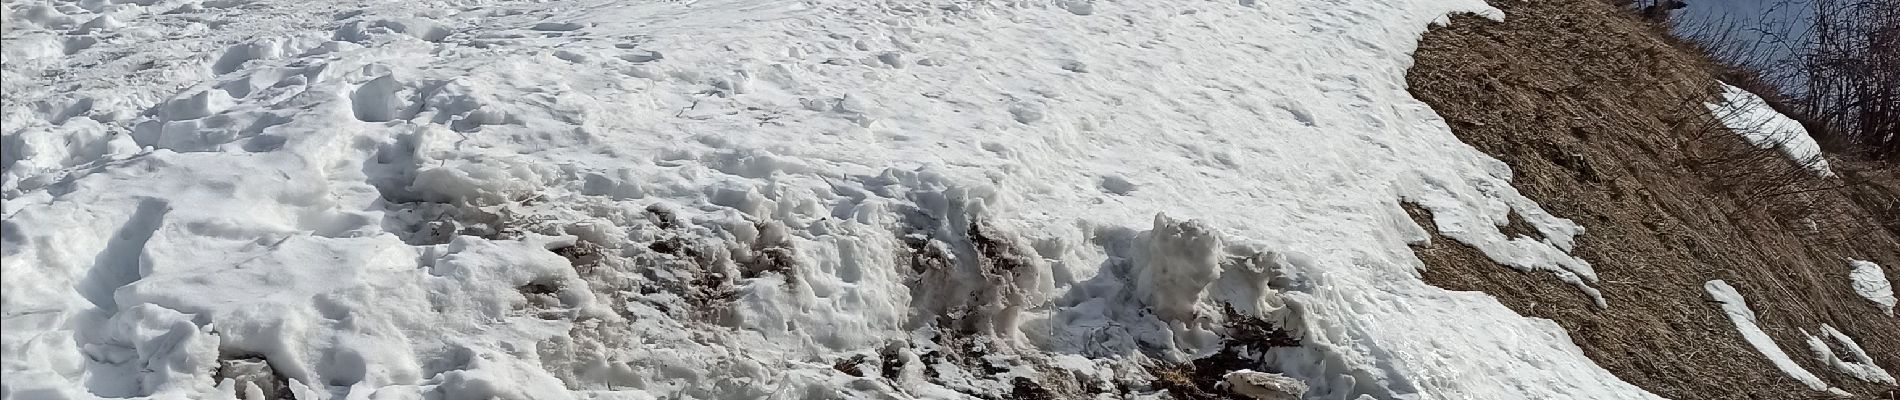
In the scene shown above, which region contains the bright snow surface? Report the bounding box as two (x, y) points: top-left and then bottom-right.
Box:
(1849, 260), (1895, 316)
(1, 0), (1659, 398)
(1705, 83), (1834, 176)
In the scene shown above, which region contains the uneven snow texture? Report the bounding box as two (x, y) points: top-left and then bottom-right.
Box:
(1705, 280), (1849, 395)
(1849, 260), (1896, 316)
(2, 0), (1657, 398)
(1705, 83), (1834, 176)
(1802, 324), (1896, 386)
(1223, 369), (1308, 399)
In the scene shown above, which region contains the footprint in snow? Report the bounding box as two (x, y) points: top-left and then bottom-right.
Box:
(531, 22), (588, 32)
(1099, 175), (1136, 195)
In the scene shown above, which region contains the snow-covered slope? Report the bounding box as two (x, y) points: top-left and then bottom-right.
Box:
(2, 0), (1659, 398)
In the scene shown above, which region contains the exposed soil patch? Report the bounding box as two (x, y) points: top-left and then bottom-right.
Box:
(1010, 376), (1062, 400)
(834, 354), (869, 377)
(1406, 0), (1900, 398)
(213, 355), (293, 400)
(1146, 305), (1303, 400)
(551, 239), (603, 275)
(900, 217), (1040, 336)
(1497, 210), (1545, 241)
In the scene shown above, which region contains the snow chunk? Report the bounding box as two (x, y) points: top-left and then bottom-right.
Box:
(1134, 214), (1222, 323)
(409, 157), (552, 205)
(1802, 324), (1896, 385)
(1704, 280), (1849, 395)
(1223, 369), (1308, 399)
(90, 304), (222, 397)
(1705, 83), (1834, 176)
(1849, 259), (1895, 315)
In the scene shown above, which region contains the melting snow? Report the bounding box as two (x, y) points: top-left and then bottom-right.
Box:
(1705, 280), (1850, 395)
(1849, 259), (1896, 316)
(1802, 324), (1897, 385)
(1705, 83), (1835, 176)
(1, 0), (1660, 398)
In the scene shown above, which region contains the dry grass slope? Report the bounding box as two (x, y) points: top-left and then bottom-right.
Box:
(1405, 0), (1900, 398)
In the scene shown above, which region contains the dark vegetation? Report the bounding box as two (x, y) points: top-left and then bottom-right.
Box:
(1667, 0), (1899, 160)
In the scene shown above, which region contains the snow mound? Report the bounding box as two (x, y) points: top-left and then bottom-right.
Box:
(1705, 280), (1850, 395)
(2, 0), (1657, 398)
(1849, 260), (1896, 316)
(1704, 83), (1835, 176)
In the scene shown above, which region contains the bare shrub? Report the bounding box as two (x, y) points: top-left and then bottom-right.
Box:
(1668, 0), (1899, 160)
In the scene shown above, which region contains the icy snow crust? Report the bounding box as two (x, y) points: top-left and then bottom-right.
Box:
(2, 0), (1657, 398)
(1705, 83), (1835, 176)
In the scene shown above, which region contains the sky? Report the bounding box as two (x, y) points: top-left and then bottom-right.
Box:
(1673, 0), (1816, 79)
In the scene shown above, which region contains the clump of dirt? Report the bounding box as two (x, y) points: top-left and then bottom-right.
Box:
(834, 354), (869, 377)
(515, 278), (578, 321)
(212, 355), (293, 400)
(910, 333), (1010, 395)
(645, 203), (679, 230)
(738, 221), (796, 285)
(384, 192), (559, 246)
(886, 216), (1127, 398)
(1218, 305), (1301, 350)
(899, 217), (1040, 337)
(1405, 0), (1900, 398)
(538, 204), (817, 391)
(1146, 305), (1303, 400)
(877, 342), (908, 381)
(544, 203), (808, 329)
(550, 239), (603, 275)
(904, 232), (953, 275)
(969, 222), (1034, 273)
(1009, 376), (1062, 400)
(1149, 350), (1265, 399)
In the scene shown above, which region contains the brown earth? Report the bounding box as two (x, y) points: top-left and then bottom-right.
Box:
(1404, 0), (1900, 399)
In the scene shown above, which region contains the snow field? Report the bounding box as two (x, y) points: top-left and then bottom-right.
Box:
(2, 0), (1663, 398)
